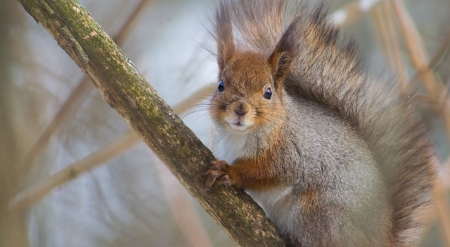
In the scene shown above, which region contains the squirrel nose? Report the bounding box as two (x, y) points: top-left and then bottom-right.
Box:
(234, 102), (248, 116)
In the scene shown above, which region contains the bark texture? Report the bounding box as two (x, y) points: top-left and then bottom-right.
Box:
(17, 0), (285, 246)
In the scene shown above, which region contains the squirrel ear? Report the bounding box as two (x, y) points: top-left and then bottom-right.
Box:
(216, 3), (235, 71)
(269, 16), (301, 92)
(269, 50), (292, 92)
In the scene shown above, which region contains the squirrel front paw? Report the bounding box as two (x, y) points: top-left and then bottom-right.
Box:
(204, 160), (232, 187)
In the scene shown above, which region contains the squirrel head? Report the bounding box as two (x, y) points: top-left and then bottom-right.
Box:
(210, 13), (294, 133)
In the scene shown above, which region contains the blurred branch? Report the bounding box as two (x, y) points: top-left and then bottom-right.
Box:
(10, 83), (214, 212)
(391, 0), (440, 95)
(10, 130), (140, 212)
(113, 0), (151, 46)
(174, 84), (215, 115)
(21, 80), (93, 173)
(16, 0), (284, 246)
(21, 0), (152, 177)
(329, 0), (382, 28)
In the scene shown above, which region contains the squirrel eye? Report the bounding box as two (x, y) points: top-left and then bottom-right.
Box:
(263, 87), (272, 100)
(217, 80), (224, 92)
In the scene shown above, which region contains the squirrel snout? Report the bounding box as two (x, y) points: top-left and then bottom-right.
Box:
(223, 100), (254, 131)
(233, 102), (249, 116)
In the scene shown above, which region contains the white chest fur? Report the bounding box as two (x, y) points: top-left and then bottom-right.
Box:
(211, 128), (254, 164)
(211, 126), (293, 232)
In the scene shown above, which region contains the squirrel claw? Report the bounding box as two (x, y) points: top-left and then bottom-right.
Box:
(204, 160), (231, 187)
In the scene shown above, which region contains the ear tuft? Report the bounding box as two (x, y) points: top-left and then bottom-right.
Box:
(216, 2), (235, 72)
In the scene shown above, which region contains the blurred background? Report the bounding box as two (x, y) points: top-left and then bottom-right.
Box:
(1, 0), (450, 246)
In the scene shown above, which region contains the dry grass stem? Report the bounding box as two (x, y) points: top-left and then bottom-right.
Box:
(392, 0), (440, 95)
(372, 2), (408, 91)
(113, 0), (153, 46)
(10, 130), (141, 212)
(173, 83), (215, 115)
(410, 29), (450, 89)
(21, 80), (93, 173)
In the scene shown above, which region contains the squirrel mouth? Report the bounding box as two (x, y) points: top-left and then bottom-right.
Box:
(225, 118), (252, 131)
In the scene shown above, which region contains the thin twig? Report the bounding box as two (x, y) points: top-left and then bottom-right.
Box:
(21, 80), (93, 172)
(409, 27), (450, 89)
(372, 2), (408, 91)
(10, 130), (141, 212)
(391, 0), (440, 95)
(173, 83), (215, 115)
(113, 0), (152, 46)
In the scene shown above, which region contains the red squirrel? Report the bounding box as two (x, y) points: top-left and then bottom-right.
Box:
(203, 0), (435, 246)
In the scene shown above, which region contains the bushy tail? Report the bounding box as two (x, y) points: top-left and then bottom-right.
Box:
(283, 5), (435, 246)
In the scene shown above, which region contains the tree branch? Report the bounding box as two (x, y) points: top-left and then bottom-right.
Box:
(16, 0), (285, 246)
